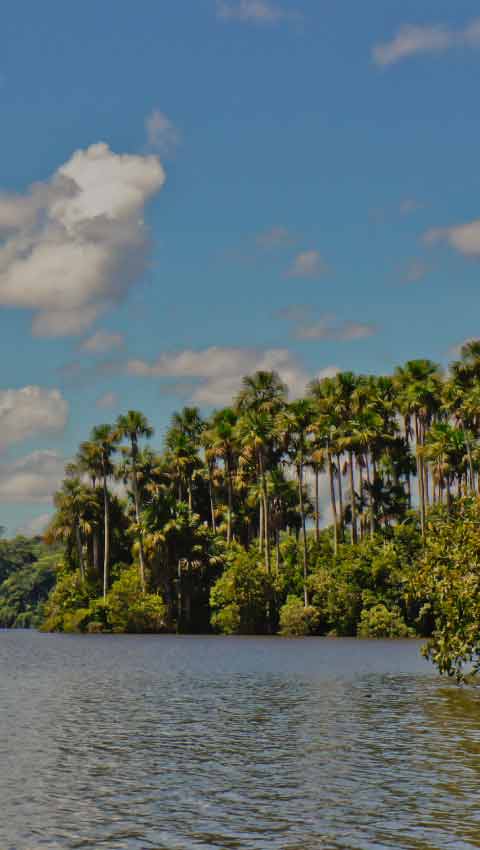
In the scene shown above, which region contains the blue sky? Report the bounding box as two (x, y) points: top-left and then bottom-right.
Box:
(1, 0), (480, 534)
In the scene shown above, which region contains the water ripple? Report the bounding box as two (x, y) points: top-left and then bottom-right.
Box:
(1, 632), (479, 849)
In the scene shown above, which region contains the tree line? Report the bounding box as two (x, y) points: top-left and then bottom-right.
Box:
(34, 340), (480, 671)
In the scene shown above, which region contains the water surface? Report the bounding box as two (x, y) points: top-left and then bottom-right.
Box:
(1, 631), (479, 850)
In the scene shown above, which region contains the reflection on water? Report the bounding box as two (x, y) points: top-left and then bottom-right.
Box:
(1, 632), (480, 849)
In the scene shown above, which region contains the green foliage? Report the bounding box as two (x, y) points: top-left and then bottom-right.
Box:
(41, 565), (166, 634)
(106, 567), (166, 633)
(357, 604), (411, 638)
(279, 595), (320, 636)
(40, 568), (95, 632)
(412, 498), (480, 680)
(210, 545), (272, 634)
(0, 540), (58, 628)
(309, 526), (421, 636)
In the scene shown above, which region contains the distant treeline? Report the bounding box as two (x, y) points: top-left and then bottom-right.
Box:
(4, 344), (480, 680)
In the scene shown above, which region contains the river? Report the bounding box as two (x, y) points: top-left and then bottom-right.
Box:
(1, 631), (479, 849)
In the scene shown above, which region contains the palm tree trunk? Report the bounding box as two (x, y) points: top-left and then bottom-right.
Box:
(187, 478), (193, 513)
(208, 465), (217, 534)
(327, 451), (338, 555)
(298, 462), (308, 607)
(314, 465), (320, 543)
(348, 450), (357, 544)
(365, 454), (375, 538)
(131, 441), (146, 593)
(464, 424), (475, 494)
(259, 451), (270, 573)
(336, 454), (344, 539)
(415, 416), (426, 540)
(103, 473), (110, 599)
(446, 476), (452, 512)
(226, 459), (233, 545)
(75, 522), (85, 581)
(259, 499), (264, 553)
(93, 529), (100, 576)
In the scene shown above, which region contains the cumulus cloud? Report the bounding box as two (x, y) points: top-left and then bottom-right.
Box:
(0, 143), (165, 336)
(80, 330), (125, 354)
(295, 317), (377, 342)
(128, 345), (337, 405)
(145, 109), (180, 156)
(373, 18), (480, 67)
(256, 226), (292, 249)
(216, 0), (298, 24)
(17, 513), (52, 537)
(277, 306), (377, 341)
(287, 250), (328, 279)
(0, 386), (68, 451)
(0, 450), (65, 503)
(96, 391), (118, 409)
(403, 259), (429, 283)
(400, 198), (423, 216)
(424, 219), (480, 257)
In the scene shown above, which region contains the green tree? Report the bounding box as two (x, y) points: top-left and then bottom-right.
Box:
(115, 411), (154, 592)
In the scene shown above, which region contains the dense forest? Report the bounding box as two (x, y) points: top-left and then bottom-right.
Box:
(4, 341), (480, 679)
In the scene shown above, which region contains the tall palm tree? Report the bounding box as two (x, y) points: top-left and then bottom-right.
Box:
(309, 378), (341, 554)
(115, 411), (154, 592)
(394, 360), (442, 538)
(207, 408), (238, 544)
(236, 370), (287, 415)
(278, 399), (314, 606)
(76, 441), (102, 573)
(236, 408), (274, 572)
(48, 478), (97, 581)
(90, 424), (118, 598)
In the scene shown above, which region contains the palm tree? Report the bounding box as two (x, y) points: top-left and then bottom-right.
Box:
(115, 411), (154, 592)
(90, 424), (118, 598)
(48, 478), (97, 581)
(309, 378), (341, 554)
(76, 441), (102, 573)
(278, 399), (314, 606)
(207, 408), (238, 544)
(236, 370), (287, 415)
(236, 408), (274, 572)
(394, 360), (443, 538)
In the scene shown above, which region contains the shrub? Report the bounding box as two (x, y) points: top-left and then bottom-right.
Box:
(210, 545), (272, 634)
(40, 569), (94, 632)
(106, 567), (167, 633)
(412, 497), (480, 680)
(279, 595), (320, 636)
(357, 604), (411, 638)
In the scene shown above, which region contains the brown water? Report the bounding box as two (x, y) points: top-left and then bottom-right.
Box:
(1, 631), (479, 850)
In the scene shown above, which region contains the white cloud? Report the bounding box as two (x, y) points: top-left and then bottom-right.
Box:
(256, 226), (292, 248)
(373, 18), (480, 67)
(425, 219), (480, 257)
(287, 250), (328, 279)
(295, 316), (377, 342)
(0, 450), (65, 503)
(145, 109), (180, 155)
(277, 306), (377, 342)
(17, 513), (52, 537)
(216, 0), (298, 24)
(128, 345), (337, 405)
(400, 198), (423, 215)
(403, 259), (429, 283)
(0, 386), (68, 451)
(81, 330), (125, 354)
(96, 391), (118, 409)
(0, 143), (165, 336)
